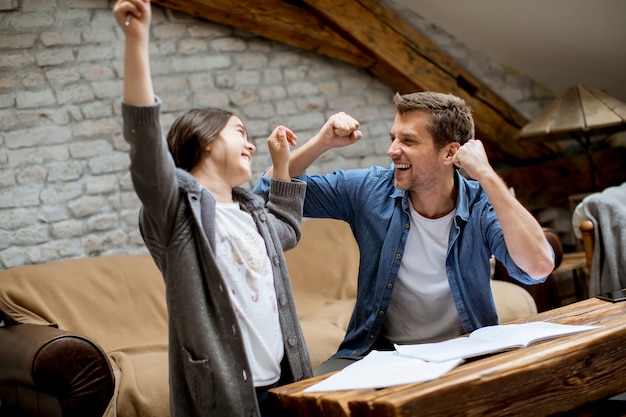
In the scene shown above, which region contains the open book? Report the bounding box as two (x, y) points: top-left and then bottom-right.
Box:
(394, 321), (600, 363)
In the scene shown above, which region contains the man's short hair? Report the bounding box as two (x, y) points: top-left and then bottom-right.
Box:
(393, 91), (475, 150)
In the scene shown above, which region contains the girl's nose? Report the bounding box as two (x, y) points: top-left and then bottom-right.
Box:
(247, 141), (256, 155)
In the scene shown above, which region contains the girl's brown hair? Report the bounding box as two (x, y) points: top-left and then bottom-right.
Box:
(166, 108), (246, 172)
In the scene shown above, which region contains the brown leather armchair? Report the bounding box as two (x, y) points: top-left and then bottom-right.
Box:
(493, 227), (564, 312)
(0, 254), (170, 417)
(0, 320), (114, 417)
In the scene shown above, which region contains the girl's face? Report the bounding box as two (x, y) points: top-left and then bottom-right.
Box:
(207, 115), (256, 187)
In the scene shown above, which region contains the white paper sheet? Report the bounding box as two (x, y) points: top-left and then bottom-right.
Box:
(394, 322), (601, 363)
(303, 350), (462, 393)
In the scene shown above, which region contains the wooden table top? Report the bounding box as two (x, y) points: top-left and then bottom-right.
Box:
(271, 297), (626, 417)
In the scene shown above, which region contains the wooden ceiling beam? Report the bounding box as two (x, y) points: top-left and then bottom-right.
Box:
(152, 0), (376, 69)
(153, 0), (558, 165)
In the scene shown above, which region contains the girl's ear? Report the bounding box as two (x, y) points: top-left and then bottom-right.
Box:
(442, 142), (460, 166)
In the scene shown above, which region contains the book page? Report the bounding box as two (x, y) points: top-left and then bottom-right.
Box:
(303, 350), (463, 393)
(469, 322), (601, 346)
(395, 322), (600, 363)
(394, 336), (513, 362)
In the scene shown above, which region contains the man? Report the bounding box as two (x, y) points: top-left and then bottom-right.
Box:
(254, 92), (554, 375)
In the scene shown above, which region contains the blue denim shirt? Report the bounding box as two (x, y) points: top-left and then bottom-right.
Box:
(253, 165), (547, 359)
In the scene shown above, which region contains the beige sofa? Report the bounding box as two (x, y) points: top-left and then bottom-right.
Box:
(0, 218), (538, 416)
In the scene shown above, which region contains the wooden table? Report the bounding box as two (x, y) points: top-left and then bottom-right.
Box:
(271, 298), (626, 416)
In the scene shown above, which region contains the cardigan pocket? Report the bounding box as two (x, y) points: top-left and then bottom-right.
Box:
(183, 346), (216, 410)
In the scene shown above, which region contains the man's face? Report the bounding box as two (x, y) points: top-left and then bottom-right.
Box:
(387, 110), (445, 193)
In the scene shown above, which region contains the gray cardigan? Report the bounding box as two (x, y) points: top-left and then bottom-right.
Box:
(122, 101), (312, 417)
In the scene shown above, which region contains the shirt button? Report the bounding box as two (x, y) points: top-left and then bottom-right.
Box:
(352, 351), (357, 356)
(379, 310), (385, 316)
(288, 335), (297, 346)
(395, 253), (401, 259)
(259, 213), (267, 221)
(369, 335), (375, 340)
(279, 294), (287, 305)
(405, 223), (409, 228)
(387, 283), (393, 289)
(273, 255), (280, 265)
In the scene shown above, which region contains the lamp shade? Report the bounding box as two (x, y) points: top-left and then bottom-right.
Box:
(517, 84), (626, 143)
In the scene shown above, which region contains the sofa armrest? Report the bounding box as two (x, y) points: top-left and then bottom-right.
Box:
(0, 323), (115, 417)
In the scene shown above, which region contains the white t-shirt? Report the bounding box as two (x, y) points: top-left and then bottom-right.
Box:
(214, 202), (283, 387)
(383, 206), (463, 344)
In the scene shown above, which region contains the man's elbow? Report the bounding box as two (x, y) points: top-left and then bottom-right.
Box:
(526, 255), (556, 281)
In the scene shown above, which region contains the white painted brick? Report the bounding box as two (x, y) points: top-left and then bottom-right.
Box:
(39, 182), (83, 205)
(16, 88), (57, 108)
(14, 224), (48, 245)
(16, 165), (47, 184)
(56, 83), (95, 104)
(242, 101), (275, 120)
(77, 45), (114, 62)
(88, 152), (129, 175)
(86, 213), (118, 231)
(0, 0), (18, 11)
(9, 13), (55, 31)
(178, 38), (208, 55)
(22, 0), (56, 12)
(5, 125), (71, 149)
(40, 30), (82, 46)
(171, 55), (231, 73)
(85, 174), (117, 194)
(37, 205), (70, 223)
(0, 34), (37, 49)
(47, 160), (83, 182)
(0, 208), (38, 230)
(36, 48), (75, 66)
(0, 52), (35, 69)
(236, 70), (261, 86)
(73, 118), (120, 138)
(45, 67), (81, 86)
(211, 37), (247, 52)
(0, 247), (27, 269)
(0, 184), (41, 208)
(0, 230), (12, 250)
(0, 93), (16, 108)
(68, 195), (104, 217)
(50, 219), (85, 238)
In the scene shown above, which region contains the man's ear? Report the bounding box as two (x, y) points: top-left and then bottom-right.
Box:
(442, 142), (460, 166)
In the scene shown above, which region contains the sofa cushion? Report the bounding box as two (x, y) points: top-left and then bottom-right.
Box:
(0, 254), (168, 354)
(107, 344), (170, 417)
(284, 218), (359, 367)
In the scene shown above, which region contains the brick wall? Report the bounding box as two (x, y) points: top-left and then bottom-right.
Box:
(0, 0), (552, 268)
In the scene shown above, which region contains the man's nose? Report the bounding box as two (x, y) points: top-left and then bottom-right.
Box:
(387, 140), (400, 157)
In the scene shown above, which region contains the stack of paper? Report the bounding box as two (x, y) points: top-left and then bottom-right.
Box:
(304, 322), (600, 392)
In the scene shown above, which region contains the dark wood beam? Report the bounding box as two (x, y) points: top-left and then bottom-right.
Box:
(153, 0), (558, 166)
(152, 0), (376, 69)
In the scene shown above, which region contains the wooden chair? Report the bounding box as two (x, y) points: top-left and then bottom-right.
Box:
(579, 219), (595, 274)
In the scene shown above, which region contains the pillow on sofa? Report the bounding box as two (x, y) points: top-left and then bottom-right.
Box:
(284, 218), (359, 367)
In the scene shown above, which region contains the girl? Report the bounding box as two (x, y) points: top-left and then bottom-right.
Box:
(112, 1), (312, 415)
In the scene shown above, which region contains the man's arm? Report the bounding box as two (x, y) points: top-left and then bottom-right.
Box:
(264, 112), (362, 178)
(453, 139), (554, 280)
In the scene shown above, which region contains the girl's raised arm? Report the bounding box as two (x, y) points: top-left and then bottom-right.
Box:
(113, 0), (154, 106)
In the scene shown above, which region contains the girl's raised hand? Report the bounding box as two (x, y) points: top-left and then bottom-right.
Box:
(267, 126), (297, 182)
(113, 0), (151, 37)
